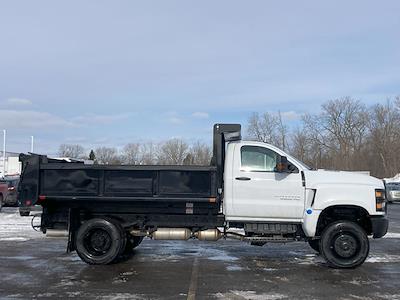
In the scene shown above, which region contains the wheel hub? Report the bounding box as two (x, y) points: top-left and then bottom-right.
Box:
(87, 229), (112, 254)
(333, 234), (357, 258)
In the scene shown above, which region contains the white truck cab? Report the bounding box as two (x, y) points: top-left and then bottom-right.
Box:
(223, 140), (388, 268)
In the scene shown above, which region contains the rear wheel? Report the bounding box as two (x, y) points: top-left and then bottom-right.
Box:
(308, 239), (320, 252)
(123, 235), (144, 255)
(75, 218), (125, 265)
(320, 221), (369, 268)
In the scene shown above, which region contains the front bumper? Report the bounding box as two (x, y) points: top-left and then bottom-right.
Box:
(370, 216), (389, 238)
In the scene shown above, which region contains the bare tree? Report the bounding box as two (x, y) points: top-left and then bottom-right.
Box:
(139, 142), (158, 165)
(367, 99), (400, 177)
(122, 143), (141, 164)
(277, 112), (288, 151)
(247, 112), (287, 149)
(157, 138), (189, 165)
(188, 141), (212, 165)
(58, 144), (85, 158)
(301, 97), (368, 170)
(248, 112), (277, 143)
(95, 147), (121, 164)
(290, 128), (308, 163)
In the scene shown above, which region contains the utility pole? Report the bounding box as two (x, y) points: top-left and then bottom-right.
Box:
(31, 136), (34, 153)
(2, 130), (6, 178)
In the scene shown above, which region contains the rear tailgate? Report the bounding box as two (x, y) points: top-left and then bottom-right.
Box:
(18, 154), (41, 207)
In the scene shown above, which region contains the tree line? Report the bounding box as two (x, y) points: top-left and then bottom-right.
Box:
(248, 96), (400, 178)
(59, 96), (400, 178)
(58, 140), (212, 166)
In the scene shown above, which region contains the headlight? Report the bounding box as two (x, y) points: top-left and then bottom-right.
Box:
(375, 189), (386, 212)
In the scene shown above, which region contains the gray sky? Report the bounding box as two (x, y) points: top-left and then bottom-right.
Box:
(0, 1), (399, 154)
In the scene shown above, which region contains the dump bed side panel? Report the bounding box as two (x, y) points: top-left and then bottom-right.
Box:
(104, 170), (153, 196)
(39, 168), (216, 200)
(41, 169), (99, 196)
(19, 154), (218, 206)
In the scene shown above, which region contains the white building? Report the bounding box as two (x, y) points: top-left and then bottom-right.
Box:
(0, 151), (21, 178)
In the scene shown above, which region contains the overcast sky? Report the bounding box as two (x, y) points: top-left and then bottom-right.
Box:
(0, 1), (399, 155)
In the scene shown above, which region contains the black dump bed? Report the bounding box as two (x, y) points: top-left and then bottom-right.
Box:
(18, 154), (219, 215)
(17, 124), (241, 230)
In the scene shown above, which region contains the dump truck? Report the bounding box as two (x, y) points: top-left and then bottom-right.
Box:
(18, 124), (388, 268)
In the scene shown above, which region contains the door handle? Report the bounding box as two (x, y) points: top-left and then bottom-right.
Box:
(235, 177), (251, 181)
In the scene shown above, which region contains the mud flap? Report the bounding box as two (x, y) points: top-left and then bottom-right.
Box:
(67, 208), (79, 253)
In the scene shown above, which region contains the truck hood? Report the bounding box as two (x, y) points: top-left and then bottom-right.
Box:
(303, 169), (384, 189)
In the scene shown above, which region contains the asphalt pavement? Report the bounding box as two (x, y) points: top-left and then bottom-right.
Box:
(0, 205), (400, 300)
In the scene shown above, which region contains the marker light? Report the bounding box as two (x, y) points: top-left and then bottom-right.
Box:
(375, 189), (386, 212)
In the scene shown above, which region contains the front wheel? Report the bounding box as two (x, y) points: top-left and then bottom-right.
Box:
(320, 221), (369, 269)
(308, 239), (320, 253)
(75, 218), (125, 265)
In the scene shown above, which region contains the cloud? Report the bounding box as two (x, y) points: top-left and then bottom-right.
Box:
(167, 116), (183, 124)
(163, 111), (184, 125)
(64, 136), (88, 143)
(71, 113), (131, 125)
(0, 110), (132, 131)
(5, 98), (32, 106)
(192, 112), (209, 119)
(0, 109), (75, 129)
(280, 111), (302, 121)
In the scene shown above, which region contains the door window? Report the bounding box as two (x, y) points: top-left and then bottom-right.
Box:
(241, 146), (278, 172)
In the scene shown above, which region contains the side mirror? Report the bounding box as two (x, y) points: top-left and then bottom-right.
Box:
(276, 156), (289, 173)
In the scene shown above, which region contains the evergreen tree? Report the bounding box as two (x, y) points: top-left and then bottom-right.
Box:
(89, 149), (96, 161)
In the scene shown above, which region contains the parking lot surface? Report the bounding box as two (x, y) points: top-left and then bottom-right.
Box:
(0, 205), (400, 300)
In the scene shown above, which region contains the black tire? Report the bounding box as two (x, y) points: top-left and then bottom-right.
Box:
(0, 195), (3, 212)
(75, 218), (125, 265)
(123, 236), (144, 255)
(320, 221), (369, 269)
(308, 239), (320, 252)
(108, 218), (127, 257)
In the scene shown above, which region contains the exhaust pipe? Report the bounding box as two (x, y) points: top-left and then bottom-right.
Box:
(194, 229), (223, 241)
(152, 228), (192, 240)
(46, 229), (68, 238)
(130, 228), (224, 241)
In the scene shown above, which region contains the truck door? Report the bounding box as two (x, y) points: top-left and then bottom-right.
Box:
(231, 145), (305, 221)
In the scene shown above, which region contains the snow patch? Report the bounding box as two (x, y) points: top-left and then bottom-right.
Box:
(374, 294), (400, 299)
(226, 265), (244, 271)
(139, 241), (239, 263)
(66, 291), (82, 297)
(349, 278), (379, 286)
(0, 237), (28, 241)
(98, 293), (145, 300)
(0, 208), (43, 241)
(214, 290), (287, 300)
(366, 255), (400, 263)
(383, 232), (400, 239)
(36, 292), (58, 298)
(3, 255), (35, 260)
(208, 254), (239, 262)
